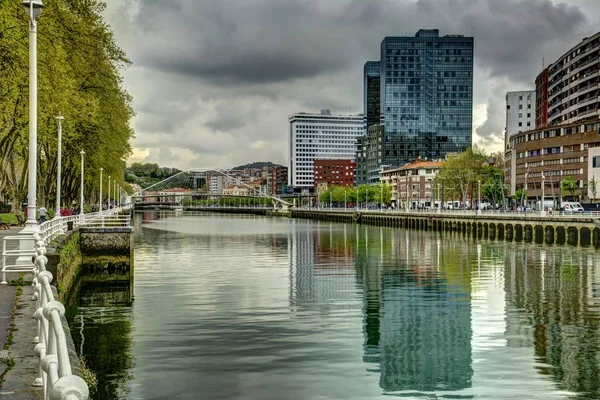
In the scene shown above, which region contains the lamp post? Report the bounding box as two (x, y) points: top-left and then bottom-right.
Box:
(356, 187), (359, 210)
(114, 181), (117, 208)
(79, 150), (85, 216)
(541, 173), (546, 216)
(380, 185), (383, 210)
(344, 189), (347, 211)
(99, 168), (103, 211)
(477, 179), (481, 215)
(22, 0), (45, 231)
(55, 115), (63, 218)
(441, 177), (445, 211)
(107, 175), (111, 209)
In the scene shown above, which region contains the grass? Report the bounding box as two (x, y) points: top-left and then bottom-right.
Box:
(0, 213), (19, 226)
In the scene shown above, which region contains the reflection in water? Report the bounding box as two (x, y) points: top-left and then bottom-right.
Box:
(68, 269), (134, 400)
(74, 212), (600, 399)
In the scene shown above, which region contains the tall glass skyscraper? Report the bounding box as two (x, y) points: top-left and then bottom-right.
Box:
(380, 29), (473, 162)
(363, 61), (381, 131)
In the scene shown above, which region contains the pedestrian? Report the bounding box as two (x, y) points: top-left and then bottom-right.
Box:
(39, 205), (47, 223)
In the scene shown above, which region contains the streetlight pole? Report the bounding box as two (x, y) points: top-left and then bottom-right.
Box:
(99, 168), (103, 211)
(477, 180), (481, 215)
(344, 189), (347, 211)
(55, 115), (63, 218)
(79, 150), (85, 216)
(380, 185), (383, 210)
(356, 187), (359, 210)
(442, 177), (445, 211)
(541, 173), (546, 216)
(108, 175), (111, 209)
(22, 0), (45, 231)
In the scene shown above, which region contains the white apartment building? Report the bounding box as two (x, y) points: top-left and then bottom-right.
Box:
(289, 109), (364, 188)
(505, 90), (536, 145)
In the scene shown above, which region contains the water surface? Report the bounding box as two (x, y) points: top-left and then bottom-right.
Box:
(71, 211), (600, 399)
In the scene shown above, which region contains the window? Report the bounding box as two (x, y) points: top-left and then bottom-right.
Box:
(594, 156), (600, 168)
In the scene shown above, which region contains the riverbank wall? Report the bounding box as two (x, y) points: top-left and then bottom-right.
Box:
(290, 209), (600, 247)
(1, 227), (133, 398)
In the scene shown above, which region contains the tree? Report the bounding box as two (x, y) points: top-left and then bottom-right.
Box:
(589, 176), (598, 201)
(513, 189), (527, 205)
(0, 0), (134, 211)
(437, 145), (490, 206)
(561, 176), (577, 199)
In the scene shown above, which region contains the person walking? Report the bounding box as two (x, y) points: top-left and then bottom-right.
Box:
(39, 205), (47, 223)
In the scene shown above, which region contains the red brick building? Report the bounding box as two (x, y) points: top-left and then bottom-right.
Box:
(313, 160), (356, 190)
(535, 67), (549, 129)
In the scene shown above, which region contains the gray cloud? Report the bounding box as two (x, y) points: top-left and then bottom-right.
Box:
(103, 0), (599, 169)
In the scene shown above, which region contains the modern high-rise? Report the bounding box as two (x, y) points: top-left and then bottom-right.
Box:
(547, 32), (600, 126)
(380, 29), (474, 163)
(364, 61), (381, 131)
(289, 109), (364, 188)
(505, 90), (535, 145)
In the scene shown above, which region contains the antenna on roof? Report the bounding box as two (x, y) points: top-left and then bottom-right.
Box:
(542, 57), (545, 69)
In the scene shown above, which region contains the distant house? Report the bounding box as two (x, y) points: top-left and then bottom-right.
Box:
(223, 185), (250, 196)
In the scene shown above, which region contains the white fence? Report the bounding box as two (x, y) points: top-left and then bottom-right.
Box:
(0, 205), (131, 399)
(1, 206), (131, 284)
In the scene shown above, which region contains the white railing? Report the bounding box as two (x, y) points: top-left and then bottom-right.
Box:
(1, 206), (132, 284)
(31, 233), (88, 400)
(0, 205), (132, 398)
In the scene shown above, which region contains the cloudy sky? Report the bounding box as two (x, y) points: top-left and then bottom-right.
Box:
(103, 0), (600, 170)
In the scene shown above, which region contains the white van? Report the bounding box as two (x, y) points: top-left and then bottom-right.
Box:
(561, 202), (584, 213)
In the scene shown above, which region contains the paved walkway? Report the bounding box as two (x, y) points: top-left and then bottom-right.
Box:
(0, 227), (23, 349)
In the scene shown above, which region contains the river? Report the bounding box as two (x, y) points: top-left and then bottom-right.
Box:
(69, 211), (600, 399)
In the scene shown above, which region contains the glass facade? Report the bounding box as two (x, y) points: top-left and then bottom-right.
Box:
(363, 61), (381, 131)
(380, 29), (473, 163)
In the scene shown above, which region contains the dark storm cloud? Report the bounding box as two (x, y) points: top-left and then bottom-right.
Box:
(105, 0), (599, 168)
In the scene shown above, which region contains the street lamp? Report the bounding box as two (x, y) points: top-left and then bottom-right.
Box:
(356, 187), (359, 210)
(22, 0), (45, 231)
(441, 177), (445, 211)
(114, 181), (117, 208)
(80, 150), (85, 216)
(99, 168), (103, 211)
(108, 175), (111, 209)
(477, 179), (481, 215)
(55, 115), (63, 218)
(541, 173), (546, 216)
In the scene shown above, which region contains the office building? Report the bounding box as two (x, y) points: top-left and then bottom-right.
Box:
(364, 61), (381, 131)
(504, 119), (600, 203)
(505, 91), (536, 145)
(313, 159), (356, 190)
(547, 32), (600, 126)
(380, 29), (474, 163)
(289, 109), (364, 188)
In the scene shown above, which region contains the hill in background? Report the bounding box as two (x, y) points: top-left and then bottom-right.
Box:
(232, 161), (284, 170)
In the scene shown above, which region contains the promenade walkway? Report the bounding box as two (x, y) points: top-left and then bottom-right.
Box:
(0, 227), (22, 350)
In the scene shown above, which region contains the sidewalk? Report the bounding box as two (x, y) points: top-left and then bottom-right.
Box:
(0, 227), (26, 349)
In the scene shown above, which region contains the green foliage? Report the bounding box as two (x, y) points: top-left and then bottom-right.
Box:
(318, 184), (392, 206)
(124, 163), (181, 189)
(561, 176), (577, 198)
(589, 176), (597, 200)
(513, 189), (527, 203)
(0, 0), (134, 212)
(438, 145), (502, 204)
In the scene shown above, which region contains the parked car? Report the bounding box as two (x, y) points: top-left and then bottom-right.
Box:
(561, 202), (584, 213)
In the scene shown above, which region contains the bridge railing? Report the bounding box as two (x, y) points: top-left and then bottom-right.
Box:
(31, 233), (88, 399)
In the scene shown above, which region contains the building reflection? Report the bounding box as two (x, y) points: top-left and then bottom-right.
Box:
(358, 227), (473, 393)
(289, 224), (474, 394)
(504, 246), (600, 397)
